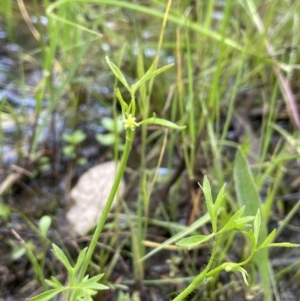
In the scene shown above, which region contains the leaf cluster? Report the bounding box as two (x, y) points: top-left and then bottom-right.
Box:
(106, 57), (186, 132)
(27, 244), (108, 301)
(176, 176), (300, 286)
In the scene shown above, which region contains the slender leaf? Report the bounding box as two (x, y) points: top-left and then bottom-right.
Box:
(253, 209), (261, 242)
(85, 283), (109, 290)
(39, 216), (52, 238)
(132, 63), (174, 93)
(27, 287), (65, 301)
(256, 229), (276, 251)
(246, 229), (257, 249)
(218, 207), (246, 233)
(73, 247), (88, 274)
(45, 276), (63, 289)
(214, 183), (226, 216)
(80, 273), (104, 285)
(115, 88), (128, 113)
(234, 149), (261, 215)
(78, 274), (108, 290)
(235, 266), (249, 286)
(228, 206), (246, 221)
(106, 56), (130, 92)
(138, 117), (186, 129)
(201, 176), (215, 230)
(152, 63), (174, 77)
(140, 213), (210, 261)
(235, 216), (255, 225)
(52, 244), (73, 274)
(131, 63), (155, 94)
(268, 242), (300, 248)
(176, 234), (213, 249)
(234, 150), (271, 299)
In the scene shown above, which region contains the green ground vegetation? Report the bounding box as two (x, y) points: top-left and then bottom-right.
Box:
(1, 0), (300, 300)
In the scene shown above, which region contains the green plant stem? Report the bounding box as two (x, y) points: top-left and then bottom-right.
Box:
(76, 129), (135, 282)
(172, 236), (220, 301)
(12, 230), (46, 289)
(173, 232), (257, 301)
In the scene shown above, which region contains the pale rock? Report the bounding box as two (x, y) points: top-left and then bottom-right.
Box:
(66, 161), (125, 236)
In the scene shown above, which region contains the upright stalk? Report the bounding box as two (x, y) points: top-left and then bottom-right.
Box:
(172, 236), (220, 301)
(77, 129), (135, 282)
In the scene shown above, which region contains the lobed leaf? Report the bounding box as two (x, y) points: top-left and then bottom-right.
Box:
(78, 273), (108, 290)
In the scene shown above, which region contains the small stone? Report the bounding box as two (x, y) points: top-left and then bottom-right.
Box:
(66, 161), (125, 237)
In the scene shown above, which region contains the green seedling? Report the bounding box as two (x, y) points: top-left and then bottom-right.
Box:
(62, 129), (87, 165)
(38, 156), (51, 173)
(11, 215), (52, 262)
(0, 202), (10, 221)
(9, 215), (52, 290)
(95, 116), (124, 148)
(39, 215), (52, 239)
(10, 244), (27, 261)
(117, 291), (141, 301)
(28, 244), (108, 301)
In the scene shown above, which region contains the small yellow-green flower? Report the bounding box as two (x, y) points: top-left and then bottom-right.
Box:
(123, 114), (139, 130)
(87, 289), (97, 296)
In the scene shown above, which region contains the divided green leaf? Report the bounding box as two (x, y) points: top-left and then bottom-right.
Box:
(78, 273), (108, 290)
